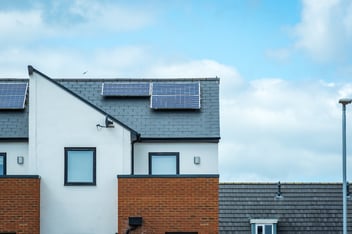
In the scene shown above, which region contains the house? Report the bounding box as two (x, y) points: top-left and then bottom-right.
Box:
(0, 66), (220, 234)
(219, 182), (352, 234)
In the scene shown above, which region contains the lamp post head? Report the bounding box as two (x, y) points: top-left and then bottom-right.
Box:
(339, 98), (352, 105)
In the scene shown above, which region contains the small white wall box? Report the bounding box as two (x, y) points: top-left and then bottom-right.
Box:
(194, 156), (201, 165)
(17, 156), (24, 165)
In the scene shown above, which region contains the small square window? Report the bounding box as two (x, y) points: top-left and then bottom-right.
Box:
(0, 153), (6, 175)
(64, 148), (96, 186)
(149, 152), (179, 175)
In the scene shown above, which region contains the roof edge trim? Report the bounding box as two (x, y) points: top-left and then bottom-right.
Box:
(139, 137), (220, 143)
(117, 174), (219, 178)
(27, 65), (139, 135)
(0, 137), (28, 142)
(0, 175), (40, 179)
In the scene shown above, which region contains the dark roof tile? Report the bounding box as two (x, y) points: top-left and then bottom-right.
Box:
(219, 183), (351, 233)
(0, 79), (29, 139)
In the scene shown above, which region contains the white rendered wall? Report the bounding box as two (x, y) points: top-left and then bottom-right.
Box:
(0, 142), (29, 175)
(29, 72), (131, 234)
(134, 142), (218, 175)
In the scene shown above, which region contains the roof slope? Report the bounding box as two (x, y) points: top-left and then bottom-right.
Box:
(57, 78), (220, 139)
(219, 183), (351, 233)
(0, 79), (28, 140)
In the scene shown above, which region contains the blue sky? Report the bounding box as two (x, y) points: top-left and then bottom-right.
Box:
(1, 0), (352, 182)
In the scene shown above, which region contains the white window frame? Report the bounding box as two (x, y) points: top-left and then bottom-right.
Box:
(255, 224), (273, 234)
(250, 219), (278, 234)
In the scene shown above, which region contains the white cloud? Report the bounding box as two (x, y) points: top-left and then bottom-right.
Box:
(67, 0), (154, 32)
(338, 84), (352, 98)
(0, 10), (46, 43)
(219, 76), (350, 182)
(265, 48), (291, 61)
(0, 1), (155, 46)
(293, 0), (352, 62)
(0, 45), (150, 78)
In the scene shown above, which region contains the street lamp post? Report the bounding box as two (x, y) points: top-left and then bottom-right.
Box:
(339, 98), (352, 234)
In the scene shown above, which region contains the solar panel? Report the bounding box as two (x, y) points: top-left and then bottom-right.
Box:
(102, 82), (150, 97)
(0, 83), (28, 109)
(151, 82), (200, 109)
(151, 95), (200, 109)
(152, 83), (200, 96)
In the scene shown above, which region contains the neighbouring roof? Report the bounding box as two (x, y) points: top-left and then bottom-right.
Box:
(0, 72), (220, 140)
(0, 79), (29, 140)
(56, 78), (220, 139)
(219, 182), (352, 233)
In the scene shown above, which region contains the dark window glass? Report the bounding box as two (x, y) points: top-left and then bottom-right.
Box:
(0, 153), (6, 175)
(265, 225), (272, 234)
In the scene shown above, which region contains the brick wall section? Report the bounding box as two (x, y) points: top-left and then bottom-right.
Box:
(0, 176), (40, 234)
(118, 175), (219, 234)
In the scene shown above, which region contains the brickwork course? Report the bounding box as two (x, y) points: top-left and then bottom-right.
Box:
(0, 176), (40, 234)
(118, 176), (219, 234)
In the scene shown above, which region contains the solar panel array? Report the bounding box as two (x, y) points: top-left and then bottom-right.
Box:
(151, 82), (200, 109)
(102, 82), (150, 97)
(0, 82), (28, 109)
(101, 81), (201, 110)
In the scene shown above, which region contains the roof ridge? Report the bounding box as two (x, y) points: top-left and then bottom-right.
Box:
(219, 182), (343, 185)
(52, 77), (220, 82)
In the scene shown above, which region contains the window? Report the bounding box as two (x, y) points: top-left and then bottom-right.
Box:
(250, 219), (277, 234)
(0, 153), (6, 175)
(256, 224), (273, 234)
(149, 152), (179, 175)
(64, 148), (96, 185)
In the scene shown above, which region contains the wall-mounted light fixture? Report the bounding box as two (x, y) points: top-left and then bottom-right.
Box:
(17, 156), (24, 165)
(194, 156), (201, 165)
(96, 116), (115, 129)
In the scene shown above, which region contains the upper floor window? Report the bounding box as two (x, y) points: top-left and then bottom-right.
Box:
(149, 152), (179, 175)
(64, 147), (96, 186)
(250, 219), (278, 234)
(0, 153), (6, 175)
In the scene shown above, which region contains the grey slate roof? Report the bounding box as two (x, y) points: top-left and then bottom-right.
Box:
(56, 78), (220, 139)
(0, 75), (220, 140)
(0, 79), (28, 139)
(219, 183), (352, 233)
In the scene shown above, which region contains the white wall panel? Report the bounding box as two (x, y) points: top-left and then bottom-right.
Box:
(29, 72), (131, 234)
(134, 142), (218, 174)
(0, 142), (28, 174)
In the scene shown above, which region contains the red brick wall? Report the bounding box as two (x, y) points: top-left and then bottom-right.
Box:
(0, 176), (40, 234)
(118, 176), (219, 234)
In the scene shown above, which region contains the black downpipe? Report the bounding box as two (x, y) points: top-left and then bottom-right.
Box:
(131, 133), (141, 175)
